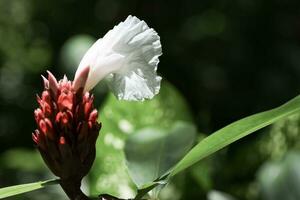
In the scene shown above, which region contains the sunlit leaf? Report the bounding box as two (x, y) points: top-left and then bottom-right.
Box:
(88, 81), (194, 199)
(169, 94), (300, 177)
(0, 179), (59, 199)
(125, 121), (196, 188)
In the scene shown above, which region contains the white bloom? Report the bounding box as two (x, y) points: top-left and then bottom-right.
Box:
(74, 15), (162, 101)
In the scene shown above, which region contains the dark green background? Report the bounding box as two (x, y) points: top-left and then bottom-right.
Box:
(1, 0), (300, 199)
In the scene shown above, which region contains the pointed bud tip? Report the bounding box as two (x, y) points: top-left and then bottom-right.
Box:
(41, 75), (49, 89)
(63, 74), (68, 82)
(47, 71), (58, 97)
(73, 65), (90, 92)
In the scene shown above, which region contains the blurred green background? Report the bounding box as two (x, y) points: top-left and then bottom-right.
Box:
(1, 0), (300, 199)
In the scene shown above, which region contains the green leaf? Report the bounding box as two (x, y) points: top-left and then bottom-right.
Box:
(125, 121), (196, 188)
(0, 179), (59, 199)
(88, 81), (194, 198)
(133, 182), (161, 200)
(169, 94), (300, 177)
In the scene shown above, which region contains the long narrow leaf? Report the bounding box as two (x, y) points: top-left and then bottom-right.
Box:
(170, 94), (300, 176)
(0, 179), (59, 199)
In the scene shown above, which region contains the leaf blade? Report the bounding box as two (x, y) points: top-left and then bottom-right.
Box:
(170, 94), (300, 176)
(125, 122), (196, 188)
(0, 179), (59, 199)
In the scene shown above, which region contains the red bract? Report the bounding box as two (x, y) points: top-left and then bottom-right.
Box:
(32, 68), (101, 189)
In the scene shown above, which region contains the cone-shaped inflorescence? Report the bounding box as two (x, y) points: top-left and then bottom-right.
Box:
(33, 68), (100, 200)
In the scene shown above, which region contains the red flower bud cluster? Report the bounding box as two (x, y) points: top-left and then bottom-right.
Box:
(33, 71), (101, 182)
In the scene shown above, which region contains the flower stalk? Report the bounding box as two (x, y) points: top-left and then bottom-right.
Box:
(60, 179), (90, 200)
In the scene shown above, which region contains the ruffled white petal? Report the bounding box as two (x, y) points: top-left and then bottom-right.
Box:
(75, 15), (162, 101)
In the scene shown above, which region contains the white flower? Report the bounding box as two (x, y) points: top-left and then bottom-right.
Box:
(74, 15), (162, 101)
